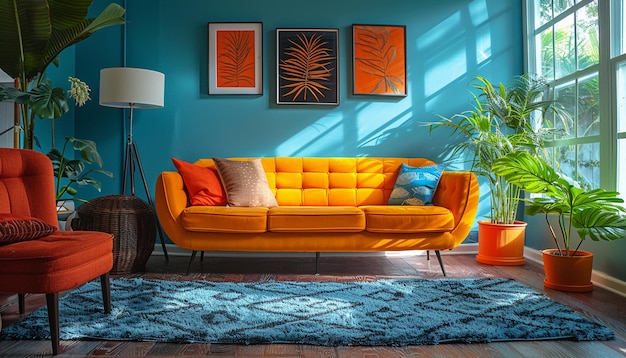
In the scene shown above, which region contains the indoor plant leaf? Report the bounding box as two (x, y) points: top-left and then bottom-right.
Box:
(574, 208), (626, 242)
(28, 78), (69, 119)
(493, 150), (626, 254)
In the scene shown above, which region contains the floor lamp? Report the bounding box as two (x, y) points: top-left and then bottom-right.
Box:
(99, 67), (169, 259)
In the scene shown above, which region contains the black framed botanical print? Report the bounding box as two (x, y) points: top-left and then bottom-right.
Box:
(276, 28), (339, 105)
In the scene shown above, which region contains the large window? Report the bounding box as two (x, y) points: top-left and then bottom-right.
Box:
(526, 0), (625, 194)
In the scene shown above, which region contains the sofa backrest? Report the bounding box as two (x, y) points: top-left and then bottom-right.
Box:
(195, 157), (436, 206)
(0, 148), (59, 227)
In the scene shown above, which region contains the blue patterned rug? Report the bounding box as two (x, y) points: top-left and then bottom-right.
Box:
(0, 278), (614, 345)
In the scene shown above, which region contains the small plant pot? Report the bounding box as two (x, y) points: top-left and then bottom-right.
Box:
(542, 249), (593, 292)
(476, 220), (526, 265)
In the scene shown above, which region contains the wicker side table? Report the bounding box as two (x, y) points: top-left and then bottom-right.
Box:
(73, 195), (156, 274)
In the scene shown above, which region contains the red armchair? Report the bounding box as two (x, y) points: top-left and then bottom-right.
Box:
(0, 148), (114, 355)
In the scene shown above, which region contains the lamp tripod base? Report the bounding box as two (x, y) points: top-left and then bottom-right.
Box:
(122, 138), (169, 260)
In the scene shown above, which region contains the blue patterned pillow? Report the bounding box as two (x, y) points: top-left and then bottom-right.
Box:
(388, 163), (444, 206)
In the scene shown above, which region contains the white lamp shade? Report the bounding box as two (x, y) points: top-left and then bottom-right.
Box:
(99, 67), (165, 108)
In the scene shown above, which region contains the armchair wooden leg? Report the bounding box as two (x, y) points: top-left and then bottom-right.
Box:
(100, 272), (111, 313)
(45, 293), (60, 355)
(18, 293), (25, 314)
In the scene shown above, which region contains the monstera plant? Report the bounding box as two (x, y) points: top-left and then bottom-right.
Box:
(48, 136), (114, 202)
(492, 151), (626, 291)
(492, 151), (626, 255)
(0, 0), (125, 149)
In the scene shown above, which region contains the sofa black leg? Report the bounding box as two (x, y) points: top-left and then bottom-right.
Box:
(434, 250), (447, 276)
(186, 251), (198, 275)
(426, 250), (430, 261)
(315, 252), (320, 275)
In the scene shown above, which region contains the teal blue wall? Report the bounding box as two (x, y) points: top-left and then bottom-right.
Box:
(73, 0), (523, 203)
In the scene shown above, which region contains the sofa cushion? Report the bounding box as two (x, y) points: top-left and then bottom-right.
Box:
(268, 206), (365, 232)
(388, 163), (443, 206)
(182, 206), (269, 233)
(213, 158), (278, 208)
(172, 158), (227, 206)
(0, 214), (57, 245)
(360, 205), (454, 233)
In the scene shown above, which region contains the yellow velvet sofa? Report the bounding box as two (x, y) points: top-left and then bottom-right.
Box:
(155, 157), (479, 275)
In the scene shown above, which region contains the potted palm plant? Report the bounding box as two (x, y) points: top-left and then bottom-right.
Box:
(429, 75), (566, 265)
(492, 151), (626, 292)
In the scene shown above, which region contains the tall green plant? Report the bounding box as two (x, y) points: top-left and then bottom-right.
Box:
(0, 0), (125, 149)
(492, 152), (626, 256)
(48, 136), (114, 202)
(429, 75), (567, 224)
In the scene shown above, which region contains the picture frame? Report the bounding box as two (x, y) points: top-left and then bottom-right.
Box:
(208, 22), (263, 95)
(276, 28), (339, 105)
(352, 24), (406, 96)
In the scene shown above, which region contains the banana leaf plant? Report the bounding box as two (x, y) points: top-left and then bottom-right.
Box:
(428, 75), (568, 224)
(48, 137), (114, 202)
(0, 0), (125, 149)
(492, 151), (626, 256)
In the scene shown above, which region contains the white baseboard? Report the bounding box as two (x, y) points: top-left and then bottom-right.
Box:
(151, 243), (625, 298)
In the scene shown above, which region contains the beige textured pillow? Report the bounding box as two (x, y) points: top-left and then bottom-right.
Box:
(213, 158), (278, 207)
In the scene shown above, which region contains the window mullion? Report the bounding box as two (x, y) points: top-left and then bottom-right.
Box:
(599, 0), (615, 190)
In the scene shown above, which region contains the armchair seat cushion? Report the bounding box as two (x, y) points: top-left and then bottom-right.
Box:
(268, 206), (365, 232)
(360, 205), (455, 233)
(0, 230), (113, 293)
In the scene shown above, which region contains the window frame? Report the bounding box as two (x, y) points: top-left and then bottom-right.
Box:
(524, 0), (623, 192)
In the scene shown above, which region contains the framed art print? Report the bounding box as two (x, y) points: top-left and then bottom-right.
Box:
(276, 28), (339, 105)
(352, 24), (406, 96)
(208, 22), (262, 95)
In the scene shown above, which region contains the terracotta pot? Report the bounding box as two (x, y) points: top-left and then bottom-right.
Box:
(476, 220), (526, 265)
(543, 249), (593, 292)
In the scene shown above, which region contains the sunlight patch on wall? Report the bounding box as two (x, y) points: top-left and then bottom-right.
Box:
(470, 0), (492, 65)
(475, 25), (492, 64)
(275, 113), (346, 156)
(424, 43), (467, 98)
(417, 11), (468, 98)
(468, 0), (489, 26)
(354, 101), (413, 149)
(417, 12), (462, 53)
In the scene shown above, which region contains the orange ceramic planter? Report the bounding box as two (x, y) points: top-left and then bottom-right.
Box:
(543, 249), (593, 292)
(476, 220), (526, 266)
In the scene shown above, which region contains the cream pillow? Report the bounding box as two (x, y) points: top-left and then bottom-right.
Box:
(213, 158), (278, 207)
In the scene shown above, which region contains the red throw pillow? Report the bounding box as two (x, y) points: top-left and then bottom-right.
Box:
(0, 213), (57, 245)
(172, 158), (227, 206)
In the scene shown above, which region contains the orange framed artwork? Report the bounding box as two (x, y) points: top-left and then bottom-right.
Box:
(208, 22), (262, 95)
(352, 24), (406, 96)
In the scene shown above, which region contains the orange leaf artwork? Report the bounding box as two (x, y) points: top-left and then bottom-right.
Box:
(353, 25), (406, 96)
(216, 30), (256, 88)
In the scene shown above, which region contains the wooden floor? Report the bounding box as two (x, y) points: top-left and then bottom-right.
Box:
(0, 252), (625, 357)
